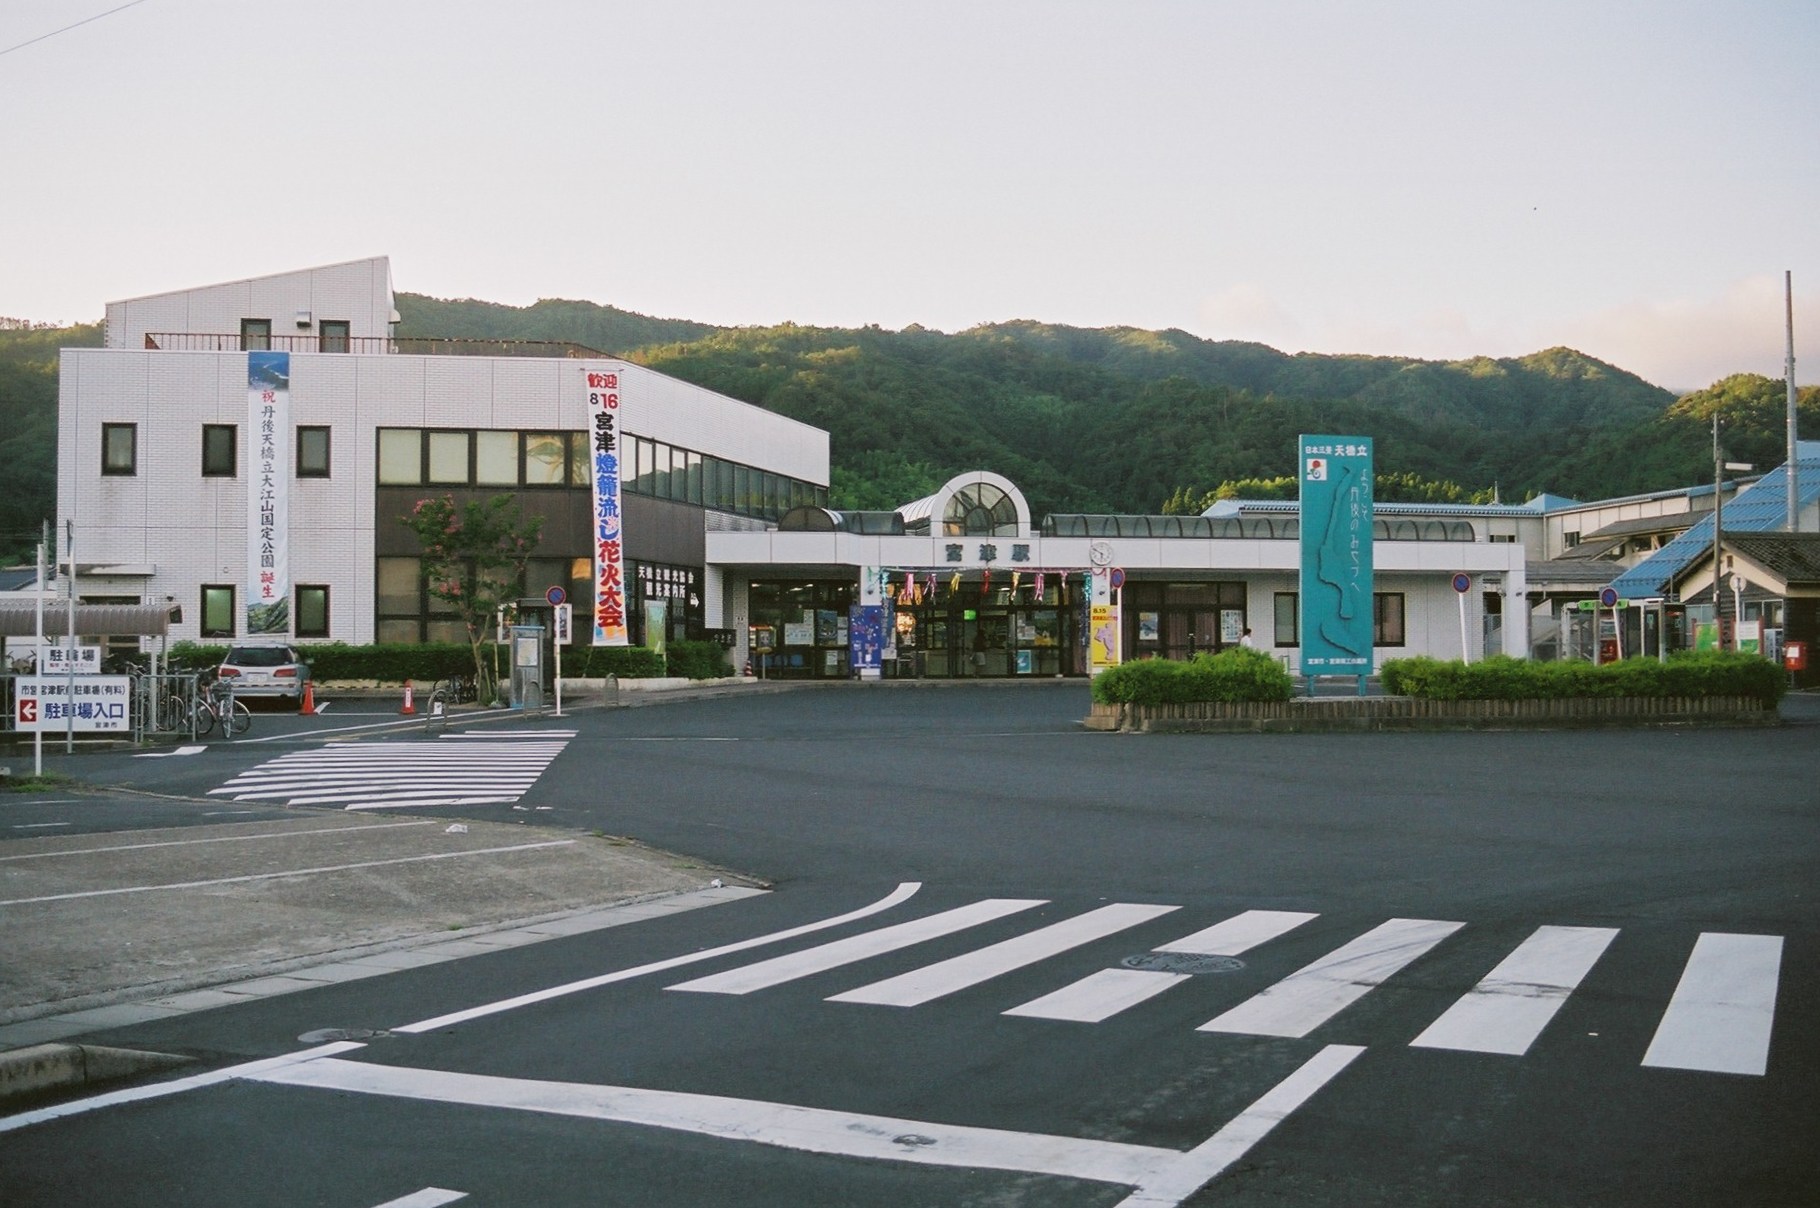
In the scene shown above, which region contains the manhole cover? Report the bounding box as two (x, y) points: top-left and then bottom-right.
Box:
(1121, 952), (1245, 975)
(298, 1027), (391, 1043)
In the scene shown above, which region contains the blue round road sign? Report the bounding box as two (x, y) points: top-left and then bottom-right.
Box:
(1599, 587), (1619, 608)
(545, 585), (567, 607)
(1451, 573), (1472, 593)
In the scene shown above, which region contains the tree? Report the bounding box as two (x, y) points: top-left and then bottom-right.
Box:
(401, 494), (543, 703)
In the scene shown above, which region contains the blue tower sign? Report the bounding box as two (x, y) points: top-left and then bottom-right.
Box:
(1299, 434), (1375, 684)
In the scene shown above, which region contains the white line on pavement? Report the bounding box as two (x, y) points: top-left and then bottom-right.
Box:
(0, 841), (576, 905)
(1411, 925), (1619, 1056)
(828, 903), (1182, 1008)
(395, 881), (921, 1034)
(1003, 968), (1190, 1023)
(1156, 909), (1320, 956)
(667, 898), (1048, 995)
(0, 819), (436, 862)
(1198, 918), (1464, 1039)
(369, 1190), (466, 1208)
(1642, 932), (1783, 1076)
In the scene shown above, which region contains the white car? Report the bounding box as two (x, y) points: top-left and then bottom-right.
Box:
(217, 643), (311, 705)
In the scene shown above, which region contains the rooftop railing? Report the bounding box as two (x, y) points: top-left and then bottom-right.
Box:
(143, 333), (610, 358)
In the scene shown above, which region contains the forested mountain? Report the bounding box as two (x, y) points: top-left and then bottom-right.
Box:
(2, 293), (1810, 562)
(0, 320), (101, 560)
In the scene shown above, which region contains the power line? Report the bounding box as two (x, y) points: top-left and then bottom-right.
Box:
(0, 0), (152, 60)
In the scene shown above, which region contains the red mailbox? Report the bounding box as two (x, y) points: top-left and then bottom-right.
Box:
(1786, 640), (1807, 671)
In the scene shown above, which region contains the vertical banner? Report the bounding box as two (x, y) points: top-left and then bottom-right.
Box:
(849, 605), (884, 676)
(586, 369), (629, 645)
(247, 351), (290, 635)
(1298, 434), (1374, 675)
(1089, 569), (1119, 671)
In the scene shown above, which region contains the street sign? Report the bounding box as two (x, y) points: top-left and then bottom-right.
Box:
(1599, 587), (1619, 608)
(1452, 573), (1472, 594)
(15, 675), (130, 732)
(545, 585), (567, 607)
(553, 602), (573, 645)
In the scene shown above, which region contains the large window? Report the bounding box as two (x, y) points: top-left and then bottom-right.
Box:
(297, 426), (331, 477)
(240, 319), (271, 351)
(295, 585), (330, 637)
(203, 424), (237, 477)
(318, 320), (350, 353)
(427, 431), (471, 484)
(375, 556), (423, 644)
(1273, 592), (1298, 647)
(201, 584), (236, 637)
(102, 423), (137, 476)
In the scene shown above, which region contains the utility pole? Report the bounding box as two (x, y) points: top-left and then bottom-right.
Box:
(1713, 413), (1726, 650)
(1788, 271), (1800, 533)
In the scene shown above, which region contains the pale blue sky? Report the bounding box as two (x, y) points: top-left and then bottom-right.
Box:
(3, 0), (1815, 392)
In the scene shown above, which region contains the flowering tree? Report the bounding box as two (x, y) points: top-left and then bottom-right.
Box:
(401, 494), (543, 703)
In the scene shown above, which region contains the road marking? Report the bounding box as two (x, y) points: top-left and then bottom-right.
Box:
(1004, 968), (1190, 1023)
(0, 840), (575, 906)
(828, 903), (1181, 1008)
(0, 819), (435, 862)
(207, 734), (572, 810)
(1642, 932), (1783, 1076)
(0, 1041), (367, 1135)
(1410, 925), (1619, 1055)
(1156, 909), (1320, 955)
(251, 1043), (1364, 1206)
(370, 1191), (465, 1208)
(1199, 918), (1464, 1038)
(395, 882), (922, 1034)
(132, 744), (207, 758)
(667, 898), (1048, 995)
(10, 822), (72, 830)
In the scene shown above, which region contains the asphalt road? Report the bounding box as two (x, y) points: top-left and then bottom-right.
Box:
(3, 683), (1815, 1206)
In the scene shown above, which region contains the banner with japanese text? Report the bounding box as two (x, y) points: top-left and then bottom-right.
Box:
(247, 351), (290, 635)
(586, 368), (629, 645)
(1298, 434), (1374, 674)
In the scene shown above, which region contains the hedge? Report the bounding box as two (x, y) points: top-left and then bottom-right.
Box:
(1380, 653), (1787, 706)
(1091, 648), (1297, 706)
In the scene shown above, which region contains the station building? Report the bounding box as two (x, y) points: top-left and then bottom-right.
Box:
(46, 258), (1812, 682)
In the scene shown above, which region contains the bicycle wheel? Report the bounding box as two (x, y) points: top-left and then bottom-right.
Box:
(190, 700), (217, 737)
(159, 695), (187, 732)
(221, 700), (252, 737)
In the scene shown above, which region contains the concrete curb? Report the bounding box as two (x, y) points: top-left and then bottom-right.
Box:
(0, 1044), (192, 1104)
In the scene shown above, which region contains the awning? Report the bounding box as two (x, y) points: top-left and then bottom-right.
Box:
(0, 603), (171, 639)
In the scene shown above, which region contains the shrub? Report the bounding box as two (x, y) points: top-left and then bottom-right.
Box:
(1379, 652), (1785, 705)
(563, 645), (667, 678)
(1092, 647), (1296, 705)
(664, 640), (733, 680)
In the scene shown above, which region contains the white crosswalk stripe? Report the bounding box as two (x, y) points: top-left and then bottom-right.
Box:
(659, 898), (1783, 1076)
(206, 731), (575, 810)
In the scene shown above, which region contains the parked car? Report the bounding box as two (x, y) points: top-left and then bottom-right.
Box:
(217, 643), (311, 705)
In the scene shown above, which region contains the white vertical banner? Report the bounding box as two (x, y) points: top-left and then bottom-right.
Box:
(586, 367), (629, 645)
(247, 351), (291, 635)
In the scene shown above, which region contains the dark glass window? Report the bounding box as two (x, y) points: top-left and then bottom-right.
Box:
(318, 320), (350, 353)
(1374, 592), (1407, 646)
(240, 319), (272, 351)
(296, 585), (330, 637)
(297, 426), (331, 477)
(102, 423), (137, 475)
(202, 424), (237, 477)
(201, 584), (236, 637)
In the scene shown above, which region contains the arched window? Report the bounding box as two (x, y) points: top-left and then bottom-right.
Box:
(943, 482), (1021, 536)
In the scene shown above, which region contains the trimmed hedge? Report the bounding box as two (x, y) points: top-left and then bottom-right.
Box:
(1380, 653), (1787, 706)
(1091, 648), (1297, 706)
(663, 640), (734, 680)
(168, 640), (686, 682)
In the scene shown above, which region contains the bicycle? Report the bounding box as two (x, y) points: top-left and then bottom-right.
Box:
(190, 674), (252, 737)
(428, 673), (478, 717)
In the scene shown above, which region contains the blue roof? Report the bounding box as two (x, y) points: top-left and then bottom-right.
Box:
(1608, 441), (1820, 598)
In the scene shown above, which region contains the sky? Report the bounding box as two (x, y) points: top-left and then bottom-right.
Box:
(2, 0), (1816, 394)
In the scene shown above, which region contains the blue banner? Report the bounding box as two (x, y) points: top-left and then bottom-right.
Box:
(1298, 435), (1374, 673)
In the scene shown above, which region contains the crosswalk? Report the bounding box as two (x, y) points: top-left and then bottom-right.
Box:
(667, 898), (1784, 1077)
(206, 731), (575, 810)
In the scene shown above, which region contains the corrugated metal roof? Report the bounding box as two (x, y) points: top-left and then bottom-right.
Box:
(1608, 442), (1820, 598)
(0, 603), (170, 638)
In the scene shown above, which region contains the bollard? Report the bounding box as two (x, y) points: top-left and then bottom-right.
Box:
(604, 673), (620, 708)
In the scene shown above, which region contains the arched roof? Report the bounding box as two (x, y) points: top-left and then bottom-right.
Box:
(898, 471), (1032, 537)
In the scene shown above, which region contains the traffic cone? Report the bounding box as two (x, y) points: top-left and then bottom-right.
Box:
(744, 658), (753, 677)
(401, 680), (416, 715)
(299, 680), (316, 716)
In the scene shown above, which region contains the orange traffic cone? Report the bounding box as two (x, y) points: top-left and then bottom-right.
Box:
(299, 680), (316, 716)
(744, 658), (753, 677)
(401, 680), (416, 715)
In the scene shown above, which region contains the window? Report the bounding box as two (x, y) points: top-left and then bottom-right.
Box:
(476, 430), (519, 486)
(427, 431), (470, 483)
(1373, 592), (1406, 646)
(101, 423), (137, 476)
(297, 426), (331, 477)
(524, 432), (569, 486)
(201, 584), (236, 637)
(318, 320), (350, 353)
(240, 319), (272, 351)
(375, 556), (422, 643)
(1274, 592), (1298, 646)
(295, 585), (330, 637)
(377, 429), (422, 484)
(202, 424), (237, 477)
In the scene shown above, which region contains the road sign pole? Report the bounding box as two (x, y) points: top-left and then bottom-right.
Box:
(1452, 573), (1472, 664)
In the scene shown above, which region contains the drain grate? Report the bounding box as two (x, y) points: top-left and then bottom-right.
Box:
(1121, 952), (1245, 975)
(298, 1027), (392, 1043)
